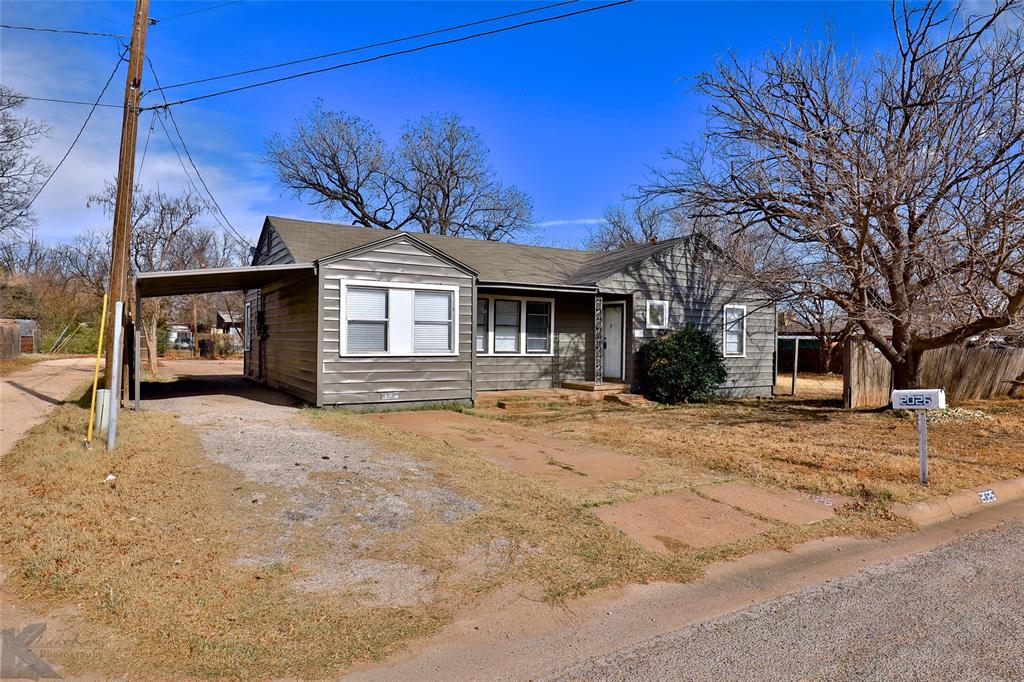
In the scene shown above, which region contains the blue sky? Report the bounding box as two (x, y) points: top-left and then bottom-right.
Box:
(2, 0), (901, 248)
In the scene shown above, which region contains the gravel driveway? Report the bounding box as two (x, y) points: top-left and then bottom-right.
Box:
(548, 518), (1024, 681)
(142, 363), (478, 605)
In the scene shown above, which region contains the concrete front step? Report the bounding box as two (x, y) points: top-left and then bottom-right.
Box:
(604, 393), (652, 406)
(561, 380), (630, 394)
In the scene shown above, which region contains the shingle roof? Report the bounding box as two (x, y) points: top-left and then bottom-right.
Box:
(264, 216), (686, 288)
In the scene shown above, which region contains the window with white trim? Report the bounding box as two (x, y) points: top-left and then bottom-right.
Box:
(526, 301), (551, 352)
(338, 281), (459, 357)
(646, 299), (668, 329)
(475, 295), (555, 356)
(476, 298), (488, 352)
(346, 287), (389, 353)
(414, 290), (453, 353)
(244, 300), (252, 351)
(493, 299), (521, 353)
(723, 304), (746, 357)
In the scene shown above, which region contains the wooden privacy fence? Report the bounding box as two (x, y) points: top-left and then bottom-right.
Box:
(0, 322), (19, 360)
(844, 339), (1024, 408)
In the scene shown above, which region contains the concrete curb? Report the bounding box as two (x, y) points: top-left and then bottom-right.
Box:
(892, 476), (1024, 525)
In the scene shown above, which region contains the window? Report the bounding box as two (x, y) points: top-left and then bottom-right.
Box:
(414, 291), (453, 353)
(476, 298), (489, 352)
(526, 301), (551, 353)
(646, 299), (669, 329)
(244, 300), (252, 351)
(494, 300), (521, 353)
(723, 304), (746, 357)
(347, 287), (388, 353)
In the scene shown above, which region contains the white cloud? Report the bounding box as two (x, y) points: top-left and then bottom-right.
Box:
(534, 217), (602, 228)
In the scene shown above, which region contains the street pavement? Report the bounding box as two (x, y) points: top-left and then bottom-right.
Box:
(549, 518), (1024, 681)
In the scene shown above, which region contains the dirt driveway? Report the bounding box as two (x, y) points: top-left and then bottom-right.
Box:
(0, 356), (96, 457)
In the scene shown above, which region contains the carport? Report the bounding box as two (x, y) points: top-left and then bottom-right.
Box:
(130, 262), (314, 408)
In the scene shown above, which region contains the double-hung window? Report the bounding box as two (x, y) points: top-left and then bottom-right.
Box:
(723, 304), (746, 357)
(646, 299), (668, 329)
(414, 291), (453, 353)
(347, 287), (388, 353)
(493, 300), (521, 353)
(525, 301), (551, 352)
(476, 298), (489, 352)
(476, 296), (554, 355)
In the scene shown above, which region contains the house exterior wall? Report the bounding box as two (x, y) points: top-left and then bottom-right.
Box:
(252, 223), (293, 265)
(598, 241), (777, 398)
(318, 238), (475, 408)
(474, 290), (595, 391)
(243, 273), (318, 403)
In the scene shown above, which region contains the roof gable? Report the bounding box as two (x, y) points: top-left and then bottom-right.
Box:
(317, 232), (477, 276)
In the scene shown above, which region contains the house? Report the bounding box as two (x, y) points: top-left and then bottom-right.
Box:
(215, 310), (243, 335)
(232, 216), (776, 408)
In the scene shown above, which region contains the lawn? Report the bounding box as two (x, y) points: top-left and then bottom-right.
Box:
(479, 375), (1024, 506)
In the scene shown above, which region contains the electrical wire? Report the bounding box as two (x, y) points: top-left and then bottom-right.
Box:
(150, 1), (243, 24)
(136, 109), (158, 179)
(147, 58), (250, 246)
(144, 0), (634, 109)
(0, 23), (125, 38)
(0, 47), (128, 233)
(147, 0), (580, 94)
(19, 96), (123, 108)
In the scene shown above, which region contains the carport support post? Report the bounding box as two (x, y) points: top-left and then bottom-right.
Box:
(791, 337), (799, 396)
(134, 290), (141, 410)
(918, 410), (929, 485)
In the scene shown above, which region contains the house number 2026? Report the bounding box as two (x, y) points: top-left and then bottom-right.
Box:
(900, 395), (934, 408)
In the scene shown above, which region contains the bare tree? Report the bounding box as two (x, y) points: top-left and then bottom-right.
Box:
(0, 86), (50, 240)
(398, 113), (533, 240)
(88, 183), (215, 370)
(265, 107), (533, 241)
(645, 0), (1024, 389)
(584, 200), (679, 251)
(784, 298), (854, 374)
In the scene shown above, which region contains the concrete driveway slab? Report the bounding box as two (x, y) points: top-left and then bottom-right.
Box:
(373, 410), (646, 490)
(594, 492), (774, 551)
(697, 481), (852, 524)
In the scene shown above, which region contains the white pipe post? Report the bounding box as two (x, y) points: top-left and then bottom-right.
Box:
(918, 410), (929, 485)
(107, 302), (124, 451)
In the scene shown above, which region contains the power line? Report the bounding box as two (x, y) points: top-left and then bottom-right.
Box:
(20, 95), (123, 108)
(0, 47), (128, 233)
(0, 23), (125, 38)
(147, 58), (250, 246)
(150, 0), (242, 24)
(147, 0), (580, 95)
(144, 0), (634, 109)
(136, 109), (158, 179)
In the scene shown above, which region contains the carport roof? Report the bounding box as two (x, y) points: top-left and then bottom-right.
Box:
(135, 263), (314, 297)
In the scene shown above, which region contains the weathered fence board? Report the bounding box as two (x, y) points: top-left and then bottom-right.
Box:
(844, 339), (1024, 408)
(0, 323), (20, 360)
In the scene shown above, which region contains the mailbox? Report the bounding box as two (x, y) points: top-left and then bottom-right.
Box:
(891, 388), (946, 411)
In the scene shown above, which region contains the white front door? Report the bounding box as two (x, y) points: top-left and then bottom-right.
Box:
(603, 303), (624, 379)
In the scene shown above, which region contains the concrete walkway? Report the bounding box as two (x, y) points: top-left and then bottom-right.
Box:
(0, 357), (97, 457)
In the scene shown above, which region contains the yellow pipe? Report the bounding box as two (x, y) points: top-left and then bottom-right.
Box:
(86, 294), (109, 446)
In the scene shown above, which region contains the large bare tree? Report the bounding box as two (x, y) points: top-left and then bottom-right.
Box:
(265, 107), (533, 241)
(87, 183), (217, 370)
(646, 0), (1024, 389)
(0, 86), (50, 240)
(584, 200), (680, 251)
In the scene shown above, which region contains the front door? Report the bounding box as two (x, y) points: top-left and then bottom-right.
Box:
(603, 303), (624, 380)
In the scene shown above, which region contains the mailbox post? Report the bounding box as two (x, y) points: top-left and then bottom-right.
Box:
(891, 388), (946, 485)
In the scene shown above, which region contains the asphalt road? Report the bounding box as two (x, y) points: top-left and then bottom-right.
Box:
(549, 519), (1024, 681)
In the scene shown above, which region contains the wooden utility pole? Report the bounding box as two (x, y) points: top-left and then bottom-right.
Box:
(104, 0), (151, 388)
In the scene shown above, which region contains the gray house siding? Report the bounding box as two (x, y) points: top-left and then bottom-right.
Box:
(251, 222), (293, 266)
(599, 241), (776, 398)
(319, 237), (474, 408)
(474, 290), (595, 391)
(246, 274), (319, 403)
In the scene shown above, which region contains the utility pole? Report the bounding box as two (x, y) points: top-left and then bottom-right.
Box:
(104, 0), (151, 389)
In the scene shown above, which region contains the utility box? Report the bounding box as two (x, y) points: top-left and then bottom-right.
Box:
(891, 388), (946, 410)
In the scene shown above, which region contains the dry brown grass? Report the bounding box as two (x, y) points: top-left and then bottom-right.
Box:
(0, 354), (58, 376)
(0, 394), (447, 680)
(482, 392), (1024, 506)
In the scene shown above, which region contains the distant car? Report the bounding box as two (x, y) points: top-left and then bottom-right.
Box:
(172, 337), (193, 350)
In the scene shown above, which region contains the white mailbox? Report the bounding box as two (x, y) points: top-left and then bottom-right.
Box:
(891, 388), (946, 411)
(891, 388), (946, 485)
